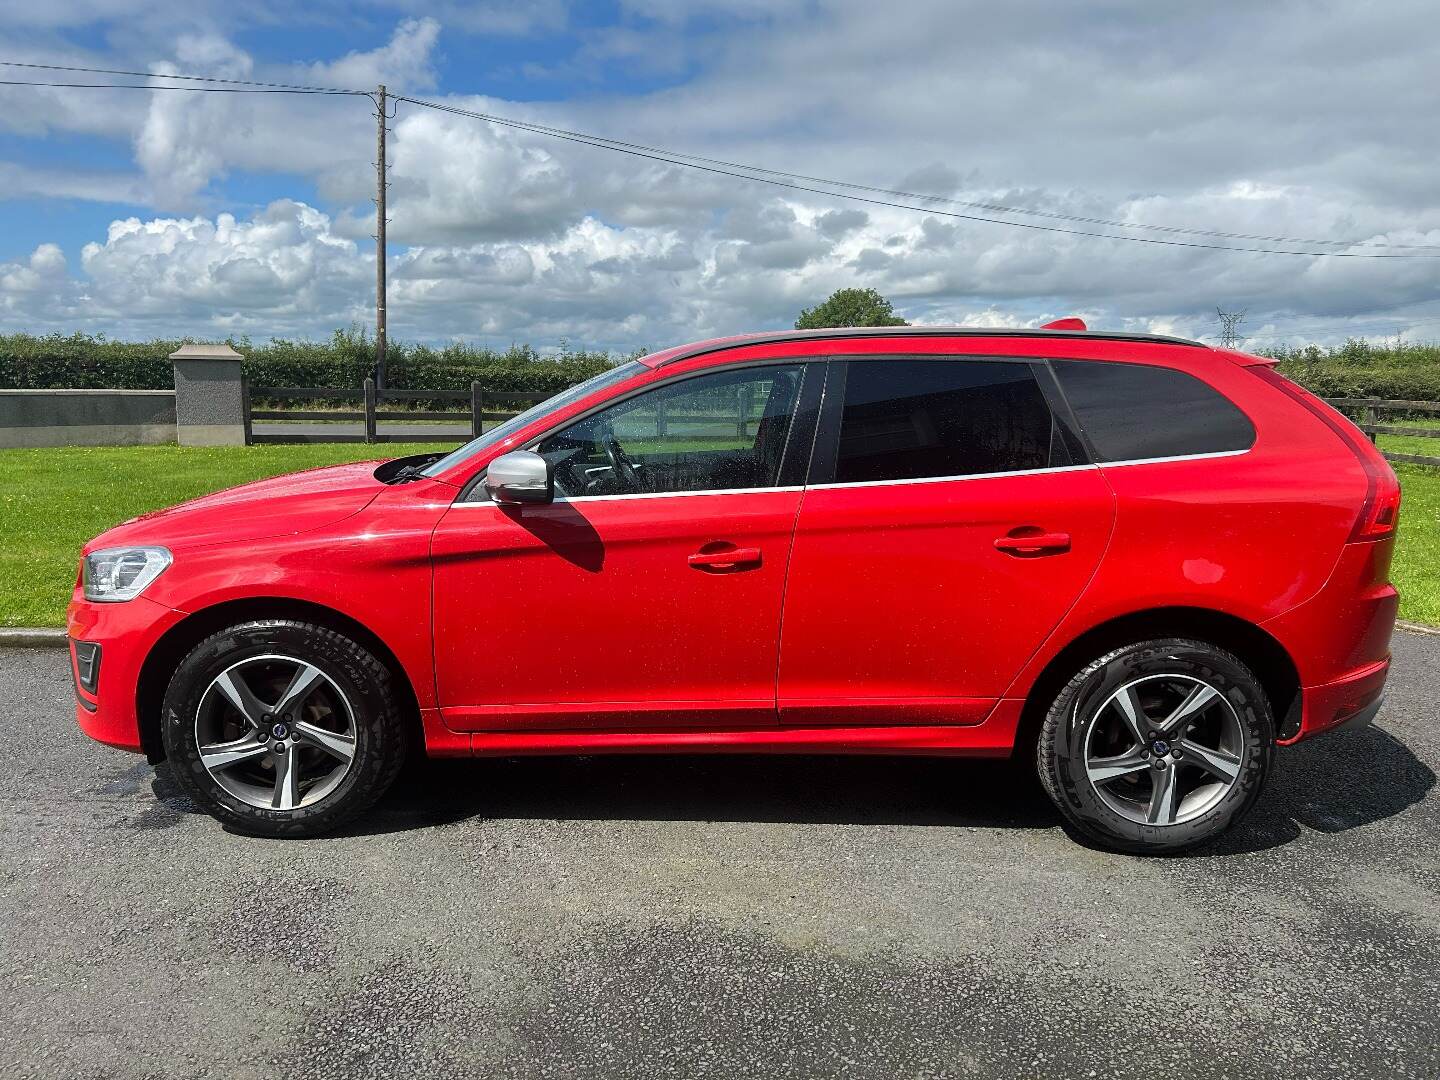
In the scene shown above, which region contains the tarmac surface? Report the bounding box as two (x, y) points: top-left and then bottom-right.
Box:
(2, 631), (1437, 1079)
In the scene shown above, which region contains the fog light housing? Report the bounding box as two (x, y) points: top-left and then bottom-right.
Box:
(72, 639), (101, 696)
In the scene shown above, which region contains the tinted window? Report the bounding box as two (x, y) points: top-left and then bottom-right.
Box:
(421, 361), (643, 477)
(1052, 360), (1255, 461)
(537, 365), (804, 497)
(834, 360), (1065, 484)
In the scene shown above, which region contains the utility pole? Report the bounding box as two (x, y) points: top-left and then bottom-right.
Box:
(1217, 307), (1246, 349)
(374, 84), (389, 389)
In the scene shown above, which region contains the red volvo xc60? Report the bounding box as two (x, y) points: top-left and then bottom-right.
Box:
(68, 326), (1400, 853)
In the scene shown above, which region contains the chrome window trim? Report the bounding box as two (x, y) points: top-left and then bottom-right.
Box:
(1094, 448), (1250, 469)
(449, 447), (1252, 507)
(453, 485), (806, 507)
(804, 462), (1099, 492)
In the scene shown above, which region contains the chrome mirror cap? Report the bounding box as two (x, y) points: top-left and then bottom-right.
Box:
(485, 450), (553, 505)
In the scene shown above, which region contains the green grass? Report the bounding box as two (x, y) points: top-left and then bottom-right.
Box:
(1376, 417), (1440, 461)
(0, 443), (442, 627)
(1392, 463), (1440, 626)
(1, 443), (1438, 628)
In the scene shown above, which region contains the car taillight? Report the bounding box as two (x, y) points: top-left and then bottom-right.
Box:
(1249, 366), (1401, 543)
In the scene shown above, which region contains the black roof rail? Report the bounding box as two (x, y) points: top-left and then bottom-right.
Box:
(651, 325), (1207, 366)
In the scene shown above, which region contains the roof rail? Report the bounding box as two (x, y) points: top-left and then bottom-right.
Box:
(649, 324), (1207, 367)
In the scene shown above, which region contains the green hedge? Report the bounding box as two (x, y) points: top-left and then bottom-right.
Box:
(6, 328), (1436, 403)
(1267, 340), (1440, 401)
(0, 328), (628, 395)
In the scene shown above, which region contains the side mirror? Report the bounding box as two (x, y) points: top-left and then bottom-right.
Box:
(485, 451), (553, 505)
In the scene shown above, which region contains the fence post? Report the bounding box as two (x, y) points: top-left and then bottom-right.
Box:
(363, 378), (377, 444)
(739, 384), (752, 439)
(656, 397), (668, 437)
(471, 382), (483, 439)
(1364, 401), (1379, 443)
(241, 373), (252, 446)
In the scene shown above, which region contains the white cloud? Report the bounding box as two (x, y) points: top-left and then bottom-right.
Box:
(4, 3), (1440, 349)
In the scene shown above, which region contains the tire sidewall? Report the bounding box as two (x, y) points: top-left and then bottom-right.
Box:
(161, 621), (399, 837)
(1045, 639), (1272, 854)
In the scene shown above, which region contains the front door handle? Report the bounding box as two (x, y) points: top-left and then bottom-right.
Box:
(689, 544), (762, 572)
(994, 530), (1071, 556)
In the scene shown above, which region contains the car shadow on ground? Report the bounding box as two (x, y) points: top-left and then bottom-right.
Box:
(146, 724), (1434, 854)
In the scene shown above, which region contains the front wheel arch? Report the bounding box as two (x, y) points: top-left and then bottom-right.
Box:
(136, 597), (422, 765)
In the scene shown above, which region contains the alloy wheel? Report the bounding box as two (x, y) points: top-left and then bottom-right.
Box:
(1082, 673), (1245, 827)
(194, 654), (357, 812)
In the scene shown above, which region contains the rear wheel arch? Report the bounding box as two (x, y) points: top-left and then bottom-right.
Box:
(1015, 606), (1302, 757)
(135, 597), (423, 765)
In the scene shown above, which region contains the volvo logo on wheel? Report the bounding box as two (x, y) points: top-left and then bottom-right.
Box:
(1151, 739), (1171, 756)
(271, 722), (289, 740)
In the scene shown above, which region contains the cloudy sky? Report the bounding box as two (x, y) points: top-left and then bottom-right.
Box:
(1, 0), (1438, 352)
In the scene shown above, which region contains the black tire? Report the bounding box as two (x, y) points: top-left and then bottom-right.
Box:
(161, 620), (407, 838)
(1036, 638), (1273, 855)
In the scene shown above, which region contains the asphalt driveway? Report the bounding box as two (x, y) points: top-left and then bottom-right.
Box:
(2, 632), (1437, 1079)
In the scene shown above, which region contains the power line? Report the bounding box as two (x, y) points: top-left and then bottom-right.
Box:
(1243, 315), (1440, 342)
(395, 95), (1440, 259)
(0, 59), (366, 95)
(394, 97), (1440, 252)
(3, 58), (1438, 258)
(0, 78), (360, 96)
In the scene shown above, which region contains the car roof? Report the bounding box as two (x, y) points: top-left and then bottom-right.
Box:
(637, 325), (1208, 368)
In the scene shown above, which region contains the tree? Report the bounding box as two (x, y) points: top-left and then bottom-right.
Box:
(795, 288), (909, 330)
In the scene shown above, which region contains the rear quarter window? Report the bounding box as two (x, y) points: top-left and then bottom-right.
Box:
(1052, 360), (1255, 462)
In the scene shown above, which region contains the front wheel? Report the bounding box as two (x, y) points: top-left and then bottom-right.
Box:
(160, 620), (407, 837)
(1036, 638), (1273, 855)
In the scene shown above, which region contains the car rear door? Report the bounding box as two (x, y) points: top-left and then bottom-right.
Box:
(431, 361), (820, 731)
(778, 356), (1114, 726)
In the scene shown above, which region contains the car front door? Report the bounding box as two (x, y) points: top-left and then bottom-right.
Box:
(778, 356), (1115, 727)
(431, 361), (819, 731)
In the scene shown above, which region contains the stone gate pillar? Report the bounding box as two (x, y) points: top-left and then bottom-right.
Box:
(169, 343), (246, 446)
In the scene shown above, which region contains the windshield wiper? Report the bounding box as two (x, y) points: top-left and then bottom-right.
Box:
(376, 452), (445, 484)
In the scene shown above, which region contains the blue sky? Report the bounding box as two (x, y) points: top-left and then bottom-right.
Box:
(2, 1), (1439, 350)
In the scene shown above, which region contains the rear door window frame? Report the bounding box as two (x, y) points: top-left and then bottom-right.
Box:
(805, 355), (1092, 488)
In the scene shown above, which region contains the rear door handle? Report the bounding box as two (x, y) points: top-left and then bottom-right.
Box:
(994, 531), (1071, 556)
(689, 545), (762, 571)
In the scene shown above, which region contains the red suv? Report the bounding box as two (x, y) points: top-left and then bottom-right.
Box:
(68, 326), (1400, 853)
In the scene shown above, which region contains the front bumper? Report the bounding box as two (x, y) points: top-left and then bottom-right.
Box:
(67, 594), (186, 754)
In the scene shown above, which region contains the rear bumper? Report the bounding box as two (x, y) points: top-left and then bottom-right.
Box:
(67, 593), (186, 754)
(1280, 655), (1390, 745)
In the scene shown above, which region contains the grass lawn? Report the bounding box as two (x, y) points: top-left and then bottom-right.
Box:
(1, 442), (1437, 628)
(0, 443), (444, 627)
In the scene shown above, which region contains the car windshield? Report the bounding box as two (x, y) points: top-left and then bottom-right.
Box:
(419, 361), (645, 477)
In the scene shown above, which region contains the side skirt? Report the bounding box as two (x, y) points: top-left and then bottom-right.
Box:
(430, 701), (1027, 759)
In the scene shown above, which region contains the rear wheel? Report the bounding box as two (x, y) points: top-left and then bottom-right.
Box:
(161, 620), (407, 837)
(1036, 638), (1273, 854)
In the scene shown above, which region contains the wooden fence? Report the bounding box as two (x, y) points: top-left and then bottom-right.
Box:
(244, 379), (545, 445)
(1321, 397), (1440, 467)
(243, 378), (771, 447)
(242, 381), (1440, 466)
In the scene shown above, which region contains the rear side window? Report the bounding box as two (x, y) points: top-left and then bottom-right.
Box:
(1052, 360), (1255, 462)
(833, 360), (1069, 484)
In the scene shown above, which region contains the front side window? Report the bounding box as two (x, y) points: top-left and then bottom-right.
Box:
(833, 359), (1067, 484)
(1051, 360), (1255, 461)
(536, 365), (805, 498)
(420, 361), (644, 477)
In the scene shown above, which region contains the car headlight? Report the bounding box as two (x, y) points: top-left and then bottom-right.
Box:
(82, 547), (172, 603)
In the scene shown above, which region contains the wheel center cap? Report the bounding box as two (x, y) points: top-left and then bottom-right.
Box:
(271, 722), (290, 740)
(1151, 738), (1171, 756)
